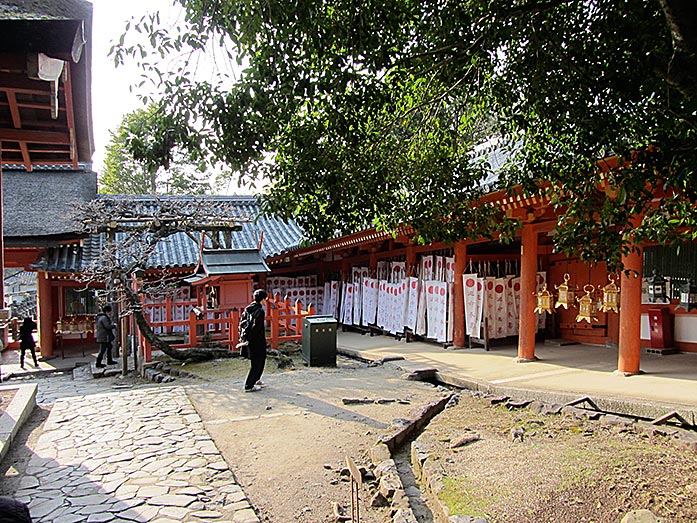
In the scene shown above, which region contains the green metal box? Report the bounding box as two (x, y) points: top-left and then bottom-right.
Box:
(302, 315), (337, 366)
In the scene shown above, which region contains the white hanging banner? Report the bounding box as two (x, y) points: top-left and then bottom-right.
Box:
(377, 261), (389, 281)
(484, 277), (496, 339)
(397, 279), (408, 334)
(415, 282), (428, 336)
(341, 282), (354, 325)
(426, 281), (448, 342)
(475, 277), (485, 336)
(362, 278), (379, 325)
(404, 277), (420, 331)
(505, 276), (518, 336)
(463, 274), (479, 336)
(493, 277), (507, 339)
(351, 281), (362, 325)
(376, 280), (388, 328)
(387, 283), (400, 333)
(435, 256), (445, 282)
(445, 257), (455, 283)
(329, 281), (339, 319)
(390, 262), (406, 283)
(420, 255), (434, 281)
(447, 282), (454, 342)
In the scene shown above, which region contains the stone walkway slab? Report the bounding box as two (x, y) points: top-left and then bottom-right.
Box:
(4, 386), (258, 523)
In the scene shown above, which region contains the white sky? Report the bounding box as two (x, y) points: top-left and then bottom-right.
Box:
(89, 0), (262, 194)
(90, 0), (172, 173)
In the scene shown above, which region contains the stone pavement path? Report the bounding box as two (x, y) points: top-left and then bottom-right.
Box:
(3, 385), (259, 523)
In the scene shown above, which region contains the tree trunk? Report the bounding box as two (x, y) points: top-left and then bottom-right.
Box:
(121, 281), (235, 362)
(660, 0), (697, 99)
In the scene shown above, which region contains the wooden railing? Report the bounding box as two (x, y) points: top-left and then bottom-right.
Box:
(136, 292), (316, 361)
(267, 293), (315, 349)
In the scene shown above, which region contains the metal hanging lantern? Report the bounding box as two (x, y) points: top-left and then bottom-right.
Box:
(534, 283), (554, 314)
(600, 274), (621, 313)
(648, 270), (667, 303)
(576, 284), (599, 323)
(676, 279), (697, 312)
(555, 273), (575, 309)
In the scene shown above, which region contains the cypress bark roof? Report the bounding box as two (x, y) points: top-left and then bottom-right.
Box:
(2, 168), (97, 244)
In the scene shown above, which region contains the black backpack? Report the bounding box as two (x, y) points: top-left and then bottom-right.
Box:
(238, 309), (253, 344)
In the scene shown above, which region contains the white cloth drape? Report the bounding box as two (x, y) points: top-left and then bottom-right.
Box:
(362, 278), (379, 325)
(404, 277), (420, 331)
(425, 281), (448, 342)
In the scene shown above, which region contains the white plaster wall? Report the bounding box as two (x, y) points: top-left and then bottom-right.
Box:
(640, 313), (649, 340)
(674, 315), (697, 343)
(640, 312), (697, 343)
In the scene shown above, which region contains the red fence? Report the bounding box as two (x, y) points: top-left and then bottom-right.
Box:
(137, 292), (315, 361)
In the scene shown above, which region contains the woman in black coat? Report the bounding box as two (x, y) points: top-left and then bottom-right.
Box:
(19, 317), (38, 369)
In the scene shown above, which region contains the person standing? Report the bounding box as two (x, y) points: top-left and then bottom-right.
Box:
(95, 305), (117, 368)
(244, 289), (268, 392)
(18, 317), (38, 369)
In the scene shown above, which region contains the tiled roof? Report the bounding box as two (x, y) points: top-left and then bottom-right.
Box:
(200, 249), (269, 275)
(34, 195), (305, 273)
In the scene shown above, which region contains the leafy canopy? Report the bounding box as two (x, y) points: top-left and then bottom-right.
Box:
(100, 104), (212, 195)
(113, 0), (697, 268)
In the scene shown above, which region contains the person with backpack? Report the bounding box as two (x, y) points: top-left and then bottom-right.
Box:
(242, 289), (268, 392)
(18, 317), (38, 369)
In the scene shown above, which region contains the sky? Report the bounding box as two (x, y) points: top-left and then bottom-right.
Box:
(89, 0), (260, 195)
(90, 0), (172, 173)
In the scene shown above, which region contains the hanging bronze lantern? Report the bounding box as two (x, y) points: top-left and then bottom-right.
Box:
(600, 274), (621, 313)
(534, 283), (554, 314)
(555, 273), (575, 309)
(576, 284), (599, 323)
(676, 279), (697, 312)
(648, 270), (667, 303)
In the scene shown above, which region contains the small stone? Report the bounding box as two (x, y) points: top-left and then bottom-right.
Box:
(370, 491), (388, 507)
(620, 509), (659, 523)
(451, 433), (481, 448)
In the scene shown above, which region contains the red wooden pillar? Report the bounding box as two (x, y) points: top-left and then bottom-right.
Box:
(406, 245), (416, 276)
(517, 225), (539, 362)
(617, 245), (643, 375)
(37, 271), (54, 358)
(452, 241), (467, 349)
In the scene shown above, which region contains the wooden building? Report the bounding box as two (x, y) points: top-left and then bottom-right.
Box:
(266, 187), (697, 376)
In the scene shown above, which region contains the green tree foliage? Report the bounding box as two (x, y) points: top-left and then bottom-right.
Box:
(100, 104), (212, 195)
(113, 0), (697, 268)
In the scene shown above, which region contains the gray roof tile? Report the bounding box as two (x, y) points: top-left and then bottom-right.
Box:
(34, 194), (305, 273)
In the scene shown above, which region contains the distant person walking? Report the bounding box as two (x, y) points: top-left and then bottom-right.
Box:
(19, 317), (38, 369)
(95, 305), (117, 368)
(244, 289), (268, 392)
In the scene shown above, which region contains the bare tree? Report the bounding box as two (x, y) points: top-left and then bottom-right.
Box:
(73, 196), (250, 365)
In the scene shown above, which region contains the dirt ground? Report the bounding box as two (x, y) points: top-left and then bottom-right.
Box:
(0, 388), (16, 417)
(418, 394), (697, 523)
(178, 349), (697, 523)
(3, 347), (697, 523)
(182, 351), (444, 523)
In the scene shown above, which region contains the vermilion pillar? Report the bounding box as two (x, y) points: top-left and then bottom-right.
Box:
(37, 271), (54, 358)
(517, 224), (539, 362)
(452, 241), (467, 348)
(617, 245), (643, 375)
